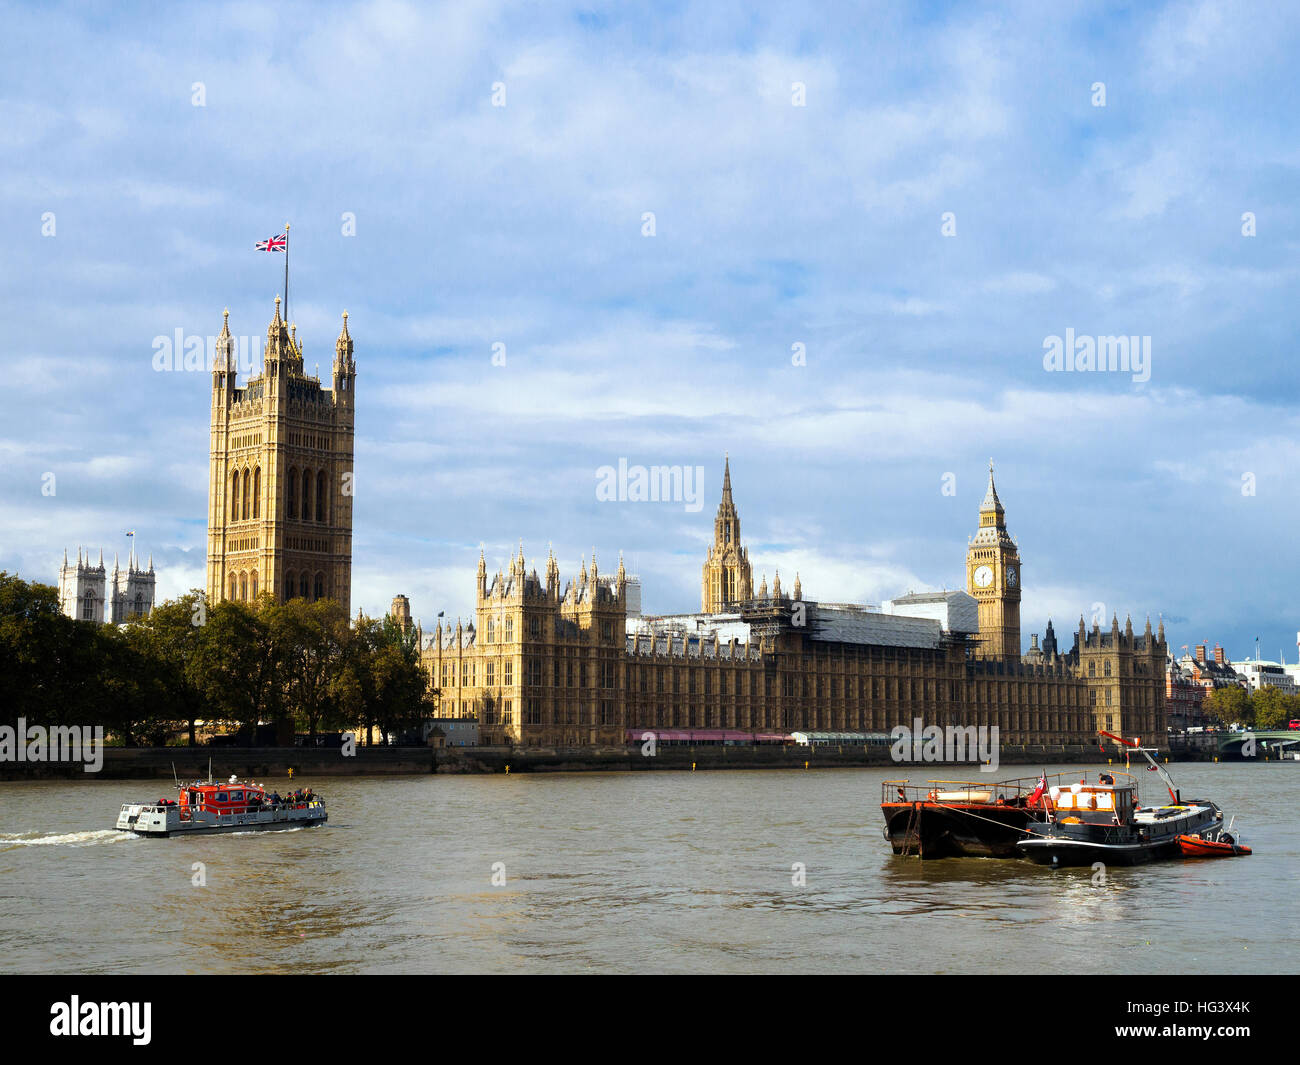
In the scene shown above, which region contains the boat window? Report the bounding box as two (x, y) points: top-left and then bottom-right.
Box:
(216, 792), (228, 802)
(1095, 793), (1114, 810)
(230, 791), (243, 800)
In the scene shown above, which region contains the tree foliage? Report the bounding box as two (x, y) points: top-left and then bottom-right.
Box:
(0, 572), (433, 745)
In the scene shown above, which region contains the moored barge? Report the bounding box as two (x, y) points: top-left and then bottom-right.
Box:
(881, 773), (1058, 858)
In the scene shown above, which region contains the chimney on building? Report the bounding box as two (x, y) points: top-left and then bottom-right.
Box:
(1214, 644), (1225, 665)
(1195, 644), (1207, 664)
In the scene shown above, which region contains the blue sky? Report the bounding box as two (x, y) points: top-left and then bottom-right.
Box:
(3, 0), (1299, 662)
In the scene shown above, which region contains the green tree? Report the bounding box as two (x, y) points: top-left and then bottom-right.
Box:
(1207, 684), (1251, 727)
(1252, 685), (1298, 731)
(274, 597), (351, 741)
(192, 599), (282, 738)
(134, 591), (209, 744)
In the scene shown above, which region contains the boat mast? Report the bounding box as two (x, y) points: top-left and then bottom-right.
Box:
(1100, 730), (1178, 804)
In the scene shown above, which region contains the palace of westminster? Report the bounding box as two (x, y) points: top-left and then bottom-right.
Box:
(183, 297), (1166, 749)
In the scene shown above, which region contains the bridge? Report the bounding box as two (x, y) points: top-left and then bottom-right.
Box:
(1213, 730), (1300, 757)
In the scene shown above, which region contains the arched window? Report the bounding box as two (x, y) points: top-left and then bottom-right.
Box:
(134, 592), (144, 617)
(229, 574), (237, 600)
(1104, 660), (1112, 677)
(303, 469), (313, 523)
(239, 573), (248, 600)
(81, 593), (94, 621)
(288, 467), (299, 520)
(486, 619), (494, 642)
(316, 470), (327, 522)
(299, 574), (309, 599)
(250, 572), (258, 598)
(285, 571), (295, 600)
(241, 468), (250, 521)
(1088, 662), (1095, 678)
(231, 471), (240, 520)
(253, 467), (261, 519)
(313, 572), (325, 601)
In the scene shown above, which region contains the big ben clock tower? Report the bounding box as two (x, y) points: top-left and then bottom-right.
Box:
(965, 461), (1021, 660)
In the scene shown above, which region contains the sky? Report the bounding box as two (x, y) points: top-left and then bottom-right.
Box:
(2, 0), (1299, 662)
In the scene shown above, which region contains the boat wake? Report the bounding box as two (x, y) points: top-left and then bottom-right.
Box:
(0, 829), (138, 849)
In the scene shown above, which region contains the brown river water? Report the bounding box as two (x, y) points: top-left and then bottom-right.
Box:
(0, 763), (1295, 974)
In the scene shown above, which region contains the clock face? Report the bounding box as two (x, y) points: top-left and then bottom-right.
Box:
(1006, 568), (1018, 587)
(973, 565), (994, 589)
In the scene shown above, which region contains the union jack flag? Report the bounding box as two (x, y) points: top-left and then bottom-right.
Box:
(254, 235), (286, 252)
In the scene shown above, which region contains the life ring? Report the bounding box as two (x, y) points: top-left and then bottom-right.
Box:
(927, 790), (938, 802)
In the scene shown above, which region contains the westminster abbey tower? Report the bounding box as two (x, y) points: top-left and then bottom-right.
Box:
(206, 297), (356, 614)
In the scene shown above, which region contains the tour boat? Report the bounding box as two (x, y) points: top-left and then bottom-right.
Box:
(115, 773), (327, 837)
(881, 773), (1057, 858)
(1017, 733), (1221, 867)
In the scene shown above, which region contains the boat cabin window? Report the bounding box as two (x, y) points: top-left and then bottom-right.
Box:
(216, 792), (228, 802)
(230, 790), (243, 801)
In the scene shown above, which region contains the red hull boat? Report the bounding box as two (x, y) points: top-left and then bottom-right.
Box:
(1177, 834), (1251, 858)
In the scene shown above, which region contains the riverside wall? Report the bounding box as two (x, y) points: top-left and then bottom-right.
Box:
(0, 740), (1137, 780)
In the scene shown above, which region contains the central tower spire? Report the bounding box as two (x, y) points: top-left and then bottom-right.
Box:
(701, 454), (753, 612)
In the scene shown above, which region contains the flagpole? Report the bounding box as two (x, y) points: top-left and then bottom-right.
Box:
(283, 222), (290, 328)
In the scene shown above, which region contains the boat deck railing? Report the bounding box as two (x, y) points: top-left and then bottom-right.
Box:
(883, 773), (1075, 806)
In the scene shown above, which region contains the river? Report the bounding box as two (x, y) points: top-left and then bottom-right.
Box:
(0, 762), (1294, 973)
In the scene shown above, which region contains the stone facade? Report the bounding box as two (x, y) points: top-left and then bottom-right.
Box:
(966, 463), (1021, 660)
(700, 456), (752, 612)
(58, 546), (155, 625)
(419, 461), (1168, 748)
(206, 298), (356, 614)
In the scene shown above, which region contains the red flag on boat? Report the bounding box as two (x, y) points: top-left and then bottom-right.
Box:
(1027, 771), (1047, 805)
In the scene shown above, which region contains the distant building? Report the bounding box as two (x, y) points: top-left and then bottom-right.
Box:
(1237, 659), (1297, 696)
(415, 460), (1167, 748)
(1179, 644), (1246, 696)
(58, 545), (155, 624)
(1166, 654), (1208, 730)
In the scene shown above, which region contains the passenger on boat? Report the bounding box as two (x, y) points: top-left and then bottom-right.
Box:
(1100, 773), (1114, 785)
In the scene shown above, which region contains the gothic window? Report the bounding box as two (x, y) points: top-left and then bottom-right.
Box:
(285, 571), (295, 600)
(241, 468), (250, 521)
(239, 573), (248, 600)
(1104, 660), (1112, 677)
(505, 618), (513, 641)
(303, 470), (313, 523)
(81, 593), (94, 621)
(313, 572), (325, 601)
(253, 467), (261, 519)
(230, 574), (237, 600)
(486, 619), (494, 642)
(134, 592), (144, 617)
(231, 471), (240, 520)
(505, 661), (513, 686)
(1088, 662), (1096, 678)
(299, 574), (309, 598)
(250, 573), (258, 598)
(316, 470), (327, 522)
(288, 468), (299, 519)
